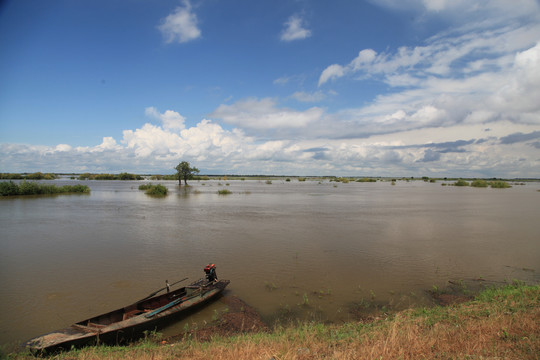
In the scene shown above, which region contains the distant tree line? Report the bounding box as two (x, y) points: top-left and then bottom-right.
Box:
(78, 172), (143, 180)
(0, 172), (57, 180)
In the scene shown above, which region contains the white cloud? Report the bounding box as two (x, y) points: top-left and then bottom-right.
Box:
(55, 144), (72, 152)
(281, 15), (312, 42)
(158, 0), (201, 44)
(145, 106), (186, 130)
(273, 76), (290, 85)
(2, 2), (539, 177)
(210, 98), (324, 130)
(290, 90), (326, 103)
(318, 64), (345, 86)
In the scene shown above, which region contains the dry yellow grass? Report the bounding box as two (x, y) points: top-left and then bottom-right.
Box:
(6, 284), (539, 360)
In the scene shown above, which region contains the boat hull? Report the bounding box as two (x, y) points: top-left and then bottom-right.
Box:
(26, 279), (229, 354)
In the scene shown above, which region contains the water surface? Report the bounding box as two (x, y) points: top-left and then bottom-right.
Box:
(1, 179), (538, 345)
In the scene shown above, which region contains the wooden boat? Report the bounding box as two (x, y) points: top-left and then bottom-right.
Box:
(26, 278), (230, 354)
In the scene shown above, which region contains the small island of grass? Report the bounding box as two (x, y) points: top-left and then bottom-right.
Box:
(0, 181), (90, 196)
(138, 183), (168, 197)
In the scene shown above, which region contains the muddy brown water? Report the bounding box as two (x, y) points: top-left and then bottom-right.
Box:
(1, 179), (539, 345)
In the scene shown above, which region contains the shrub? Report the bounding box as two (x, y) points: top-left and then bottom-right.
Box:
(0, 181), (20, 196)
(357, 178), (377, 182)
(26, 172), (56, 180)
(18, 181), (40, 195)
(454, 179), (469, 186)
(65, 184), (91, 193)
(0, 173), (23, 179)
(139, 183), (168, 196)
(218, 189), (232, 195)
(0, 181), (90, 196)
(490, 180), (511, 188)
(471, 179), (488, 188)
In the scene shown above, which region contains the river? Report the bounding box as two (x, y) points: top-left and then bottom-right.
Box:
(1, 179), (539, 345)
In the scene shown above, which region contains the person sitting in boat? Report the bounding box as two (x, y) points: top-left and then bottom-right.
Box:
(204, 263), (218, 282)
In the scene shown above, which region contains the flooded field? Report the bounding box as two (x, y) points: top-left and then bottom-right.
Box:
(1, 179), (539, 345)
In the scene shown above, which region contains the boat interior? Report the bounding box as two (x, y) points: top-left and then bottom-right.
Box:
(75, 286), (190, 327)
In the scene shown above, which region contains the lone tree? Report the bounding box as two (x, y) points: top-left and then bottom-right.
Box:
(175, 161), (200, 186)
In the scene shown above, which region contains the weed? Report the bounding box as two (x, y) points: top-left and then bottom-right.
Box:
(141, 184), (168, 197)
(299, 293), (310, 306)
(454, 179), (470, 186)
(1, 181), (90, 196)
(471, 179), (488, 187)
(264, 281), (278, 291)
(217, 189), (232, 195)
(490, 180), (511, 188)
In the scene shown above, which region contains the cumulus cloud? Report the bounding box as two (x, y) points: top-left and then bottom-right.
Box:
(281, 15), (312, 41)
(145, 107), (186, 130)
(158, 0), (201, 44)
(1, 115), (539, 177)
(210, 98), (324, 130)
(2, 2), (539, 177)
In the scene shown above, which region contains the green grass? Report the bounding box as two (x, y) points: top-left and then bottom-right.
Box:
(356, 178), (377, 182)
(138, 183), (168, 197)
(490, 180), (511, 188)
(454, 179), (470, 186)
(5, 283), (537, 360)
(0, 181), (90, 196)
(79, 172), (143, 180)
(471, 179), (488, 187)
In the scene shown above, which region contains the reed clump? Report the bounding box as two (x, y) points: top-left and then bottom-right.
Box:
(138, 183), (168, 197)
(471, 179), (488, 187)
(0, 181), (90, 196)
(490, 180), (511, 188)
(453, 179), (469, 186)
(356, 177), (377, 182)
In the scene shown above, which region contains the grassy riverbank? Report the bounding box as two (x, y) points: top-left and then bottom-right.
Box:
(5, 283), (538, 359)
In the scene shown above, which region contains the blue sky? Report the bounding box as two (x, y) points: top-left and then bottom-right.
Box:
(1, 0), (539, 177)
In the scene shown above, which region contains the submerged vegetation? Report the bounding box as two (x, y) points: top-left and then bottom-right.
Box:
(79, 172), (143, 180)
(5, 283), (538, 359)
(0, 181), (89, 196)
(456, 179), (512, 188)
(454, 179), (470, 186)
(490, 180), (512, 188)
(138, 183), (168, 197)
(471, 179), (489, 187)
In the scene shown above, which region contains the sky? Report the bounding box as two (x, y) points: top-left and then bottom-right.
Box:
(1, 0), (539, 177)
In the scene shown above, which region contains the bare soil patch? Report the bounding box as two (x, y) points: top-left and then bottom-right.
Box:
(168, 295), (268, 342)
